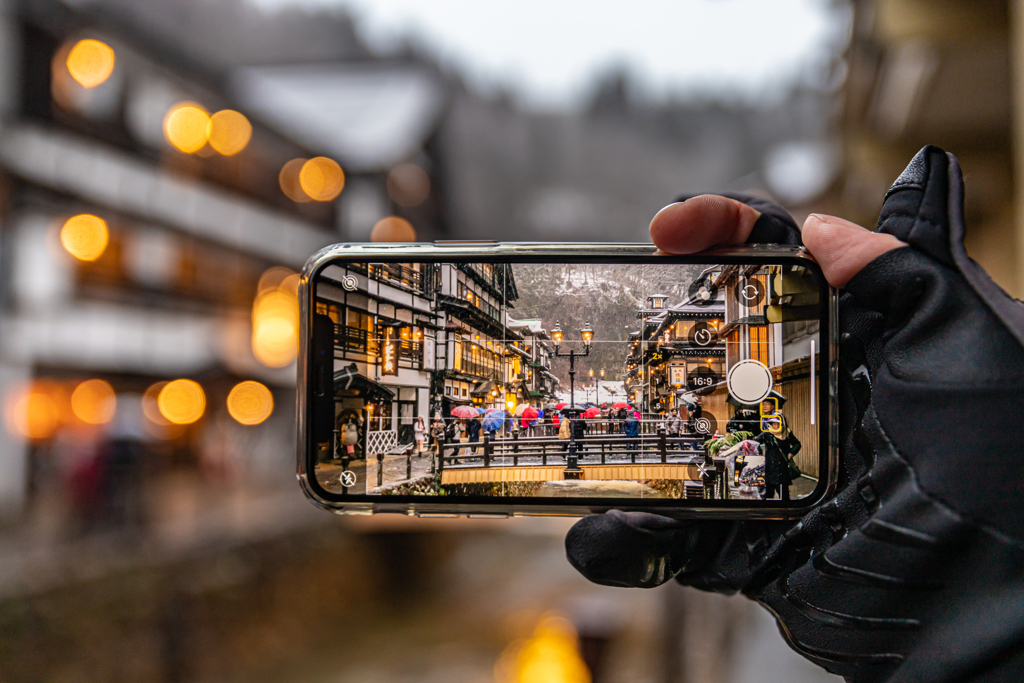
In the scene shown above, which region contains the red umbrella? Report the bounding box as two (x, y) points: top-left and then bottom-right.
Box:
(583, 406), (601, 418)
(611, 402), (629, 410)
(521, 406), (539, 421)
(451, 405), (478, 418)
(554, 402), (568, 409)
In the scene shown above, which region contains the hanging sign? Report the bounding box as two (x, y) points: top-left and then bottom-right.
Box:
(669, 364), (687, 388)
(382, 327), (398, 376)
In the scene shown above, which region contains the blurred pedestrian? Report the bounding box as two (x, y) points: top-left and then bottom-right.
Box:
(624, 411), (640, 452)
(467, 414), (482, 455)
(666, 408), (683, 451)
(430, 414), (445, 456)
(414, 416), (426, 454)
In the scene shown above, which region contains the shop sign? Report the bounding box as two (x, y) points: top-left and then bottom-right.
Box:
(382, 327), (398, 376)
(669, 364), (686, 388)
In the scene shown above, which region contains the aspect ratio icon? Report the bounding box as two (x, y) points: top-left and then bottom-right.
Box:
(733, 277), (765, 307)
(687, 321), (718, 348)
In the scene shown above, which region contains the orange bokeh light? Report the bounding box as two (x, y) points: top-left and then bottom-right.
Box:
(164, 102), (211, 154)
(4, 384), (60, 440)
(66, 39), (115, 89)
(157, 379), (206, 425)
(370, 216), (416, 242)
(252, 267), (300, 368)
(226, 381), (274, 426)
(299, 157), (345, 201)
(494, 612), (591, 683)
(208, 110), (252, 156)
(70, 379), (116, 425)
(60, 214), (109, 262)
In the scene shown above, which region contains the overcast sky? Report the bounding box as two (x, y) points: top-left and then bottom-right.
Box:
(251, 0), (851, 110)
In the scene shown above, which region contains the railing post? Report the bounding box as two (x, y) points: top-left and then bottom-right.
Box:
(483, 433), (492, 468)
(406, 449), (412, 480)
(377, 451), (383, 487)
(438, 441), (445, 473)
(601, 442), (606, 465)
(512, 431), (520, 467)
(659, 428), (667, 463)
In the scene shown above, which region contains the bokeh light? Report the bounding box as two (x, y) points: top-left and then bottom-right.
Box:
(252, 267), (300, 368)
(157, 379), (206, 425)
(387, 163), (431, 207)
(208, 110), (252, 156)
(371, 216), (416, 242)
(494, 613), (591, 683)
(163, 102), (211, 153)
(252, 293), (299, 367)
(4, 384), (60, 441)
(60, 214), (109, 261)
(70, 379), (116, 425)
(226, 381), (274, 425)
(65, 39), (115, 89)
(299, 157), (345, 201)
(279, 158), (312, 203)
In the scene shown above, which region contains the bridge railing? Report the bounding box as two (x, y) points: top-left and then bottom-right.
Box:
(437, 430), (708, 470)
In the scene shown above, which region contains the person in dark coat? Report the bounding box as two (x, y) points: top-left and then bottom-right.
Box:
(624, 412), (640, 451)
(567, 413), (587, 455)
(466, 415), (482, 453)
(755, 399), (792, 501)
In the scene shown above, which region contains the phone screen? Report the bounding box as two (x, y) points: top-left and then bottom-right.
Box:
(306, 256), (828, 508)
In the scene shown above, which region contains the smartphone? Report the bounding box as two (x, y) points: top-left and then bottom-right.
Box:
(297, 243), (837, 518)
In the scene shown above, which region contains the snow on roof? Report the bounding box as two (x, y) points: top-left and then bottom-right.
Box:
(506, 317), (546, 334)
(231, 63), (446, 172)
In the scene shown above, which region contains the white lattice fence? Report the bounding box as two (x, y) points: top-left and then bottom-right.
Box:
(366, 430), (398, 457)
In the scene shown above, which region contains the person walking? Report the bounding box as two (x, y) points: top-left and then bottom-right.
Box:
(624, 411), (640, 451)
(429, 414), (445, 470)
(615, 405), (629, 434)
(571, 414), (587, 456)
(413, 416), (426, 455)
(665, 408), (683, 451)
(756, 399), (795, 501)
(467, 415), (482, 456)
(558, 412), (571, 453)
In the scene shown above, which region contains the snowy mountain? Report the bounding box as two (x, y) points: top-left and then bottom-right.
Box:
(510, 262), (703, 384)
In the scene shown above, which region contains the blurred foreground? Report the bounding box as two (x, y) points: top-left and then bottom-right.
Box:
(0, 513), (837, 683)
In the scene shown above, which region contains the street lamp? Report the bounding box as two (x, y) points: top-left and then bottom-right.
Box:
(551, 320), (593, 476)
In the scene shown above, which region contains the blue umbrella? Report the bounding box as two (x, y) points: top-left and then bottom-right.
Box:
(482, 411), (506, 432)
(475, 407), (486, 414)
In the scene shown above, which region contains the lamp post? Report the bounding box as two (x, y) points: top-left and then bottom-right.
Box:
(551, 320), (593, 476)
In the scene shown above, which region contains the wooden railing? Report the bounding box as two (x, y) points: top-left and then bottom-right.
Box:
(437, 431), (706, 470)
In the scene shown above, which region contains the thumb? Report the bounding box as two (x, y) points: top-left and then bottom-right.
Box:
(801, 214), (907, 288)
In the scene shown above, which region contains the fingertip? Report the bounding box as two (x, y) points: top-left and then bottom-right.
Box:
(650, 195), (760, 254)
(802, 214), (906, 288)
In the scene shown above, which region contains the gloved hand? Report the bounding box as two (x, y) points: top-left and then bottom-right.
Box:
(565, 147), (1024, 683)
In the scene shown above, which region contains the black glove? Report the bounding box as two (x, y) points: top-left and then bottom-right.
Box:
(565, 147), (1024, 683)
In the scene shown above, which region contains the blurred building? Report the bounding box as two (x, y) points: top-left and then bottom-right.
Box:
(0, 0), (342, 519)
(314, 260), (560, 461)
(830, 0), (1022, 297)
